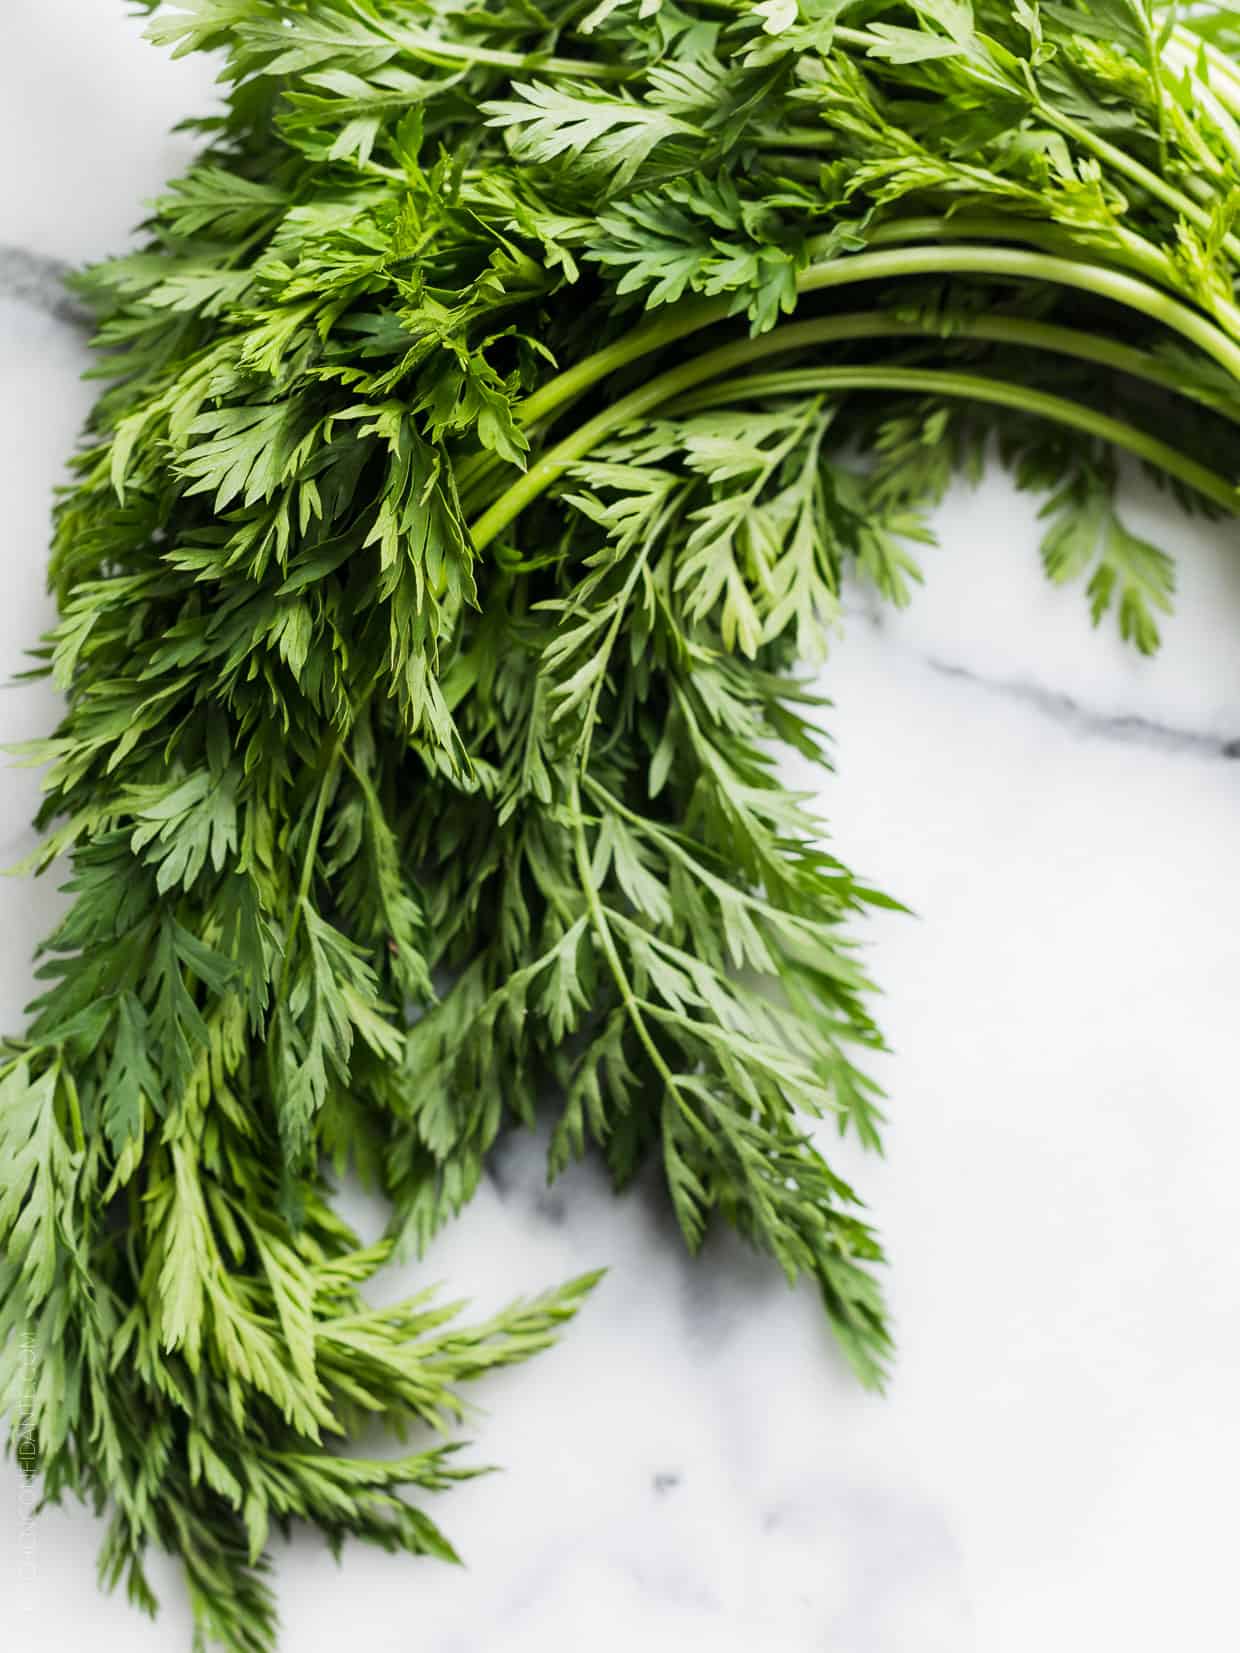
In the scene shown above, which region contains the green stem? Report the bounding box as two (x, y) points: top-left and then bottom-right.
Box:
(864, 214), (1183, 302)
(567, 773), (681, 1097)
(61, 1063), (86, 1157)
(795, 243), (1240, 375)
(583, 774), (829, 935)
(577, 500), (676, 773)
(366, 15), (633, 82)
(1041, 104), (1240, 270)
(551, 240), (1240, 423)
(568, 781), (692, 1255)
(468, 290), (1240, 547)
(1167, 47), (1240, 154)
(1133, 4), (1171, 176)
(828, 10), (1240, 264)
(1167, 26), (1240, 128)
(278, 732), (344, 988)
(460, 238), (1240, 516)
(752, 127), (837, 151)
(689, 307), (1240, 417)
(471, 342), (1237, 549)
(668, 367), (1240, 511)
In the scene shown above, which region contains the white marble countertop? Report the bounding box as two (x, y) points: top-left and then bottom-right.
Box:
(2, 6), (1238, 1651)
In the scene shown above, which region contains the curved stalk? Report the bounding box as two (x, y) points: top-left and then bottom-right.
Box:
(666, 371), (1240, 513)
(458, 239), (1240, 516)
(548, 242), (1240, 419)
(707, 309), (1240, 418)
(364, 15), (633, 82)
(1167, 25), (1240, 128)
(1163, 42), (1240, 154)
(873, 216), (1240, 341)
(752, 127), (837, 151)
(862, 215), (1195, 310)
(468, 320), (1240, 547)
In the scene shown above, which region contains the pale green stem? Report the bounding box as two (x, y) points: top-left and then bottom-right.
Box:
(467, 259), (1240, 545)
(567, 773), (682, 1098)
(277, 733), (344, 993)
(562, 242), (1240, 417)
(61, 1063), (86, 1157)
(1167, 26), (1240, 123)
(824, 14), (1240, 266)
(459, 239), (1240, 516)
(469, 338), (1237, 549)
(1042, 105), (1240, 270)
(576, 498), (677, 774)
(863, 215), (1189, 308)
(362, 11), (633, 81)
(668, 367), (1240, 511)
(1166, 41), (1240, 148)
(695, 308), (1238, 417)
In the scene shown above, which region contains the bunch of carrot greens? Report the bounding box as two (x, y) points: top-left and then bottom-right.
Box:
(3, 1), (1239, 1646)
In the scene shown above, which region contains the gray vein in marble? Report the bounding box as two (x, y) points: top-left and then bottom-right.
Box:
(0, 246), (90, 325)
(926, 656), (1240, 760)
(843, 592), (1240, 760)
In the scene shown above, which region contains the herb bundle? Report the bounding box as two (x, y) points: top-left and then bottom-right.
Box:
(4, 1), (1240, 1646)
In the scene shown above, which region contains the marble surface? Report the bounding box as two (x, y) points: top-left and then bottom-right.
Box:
(2, 7), (1239, 1651)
